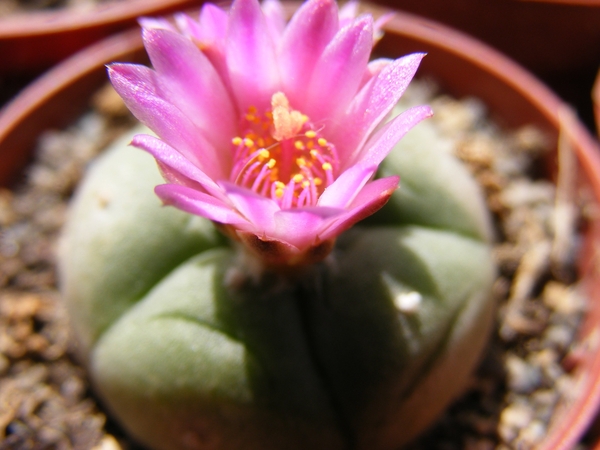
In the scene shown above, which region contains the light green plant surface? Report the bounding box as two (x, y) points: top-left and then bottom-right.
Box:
(59, 118), (496, 450)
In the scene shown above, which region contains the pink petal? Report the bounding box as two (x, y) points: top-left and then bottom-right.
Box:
(131, 134), (226, 201)
(261, 0), (286, 42)
(193, 4), (230, 86)
(137, 16), (176, 31)
(198, 3), (228, 42)
(107, 64), (226, 179)
(306, 15), (374, 123)
(335, 53), (426, 162)
(338, 0), (358, 26)
(317, 163), (377, 208)
(272, 207), (343, 249)
(319, 175), (399, 241)
(226, 0), (280, 112)
(155, 184), (248, 225)
(278, 0), (339, 110)
(143, 28), (236, 152)
(359, 58), (392, 89)
(348, 104), (433, 169)
(220, 182), (281, 234)
(173, 13), (204, 41)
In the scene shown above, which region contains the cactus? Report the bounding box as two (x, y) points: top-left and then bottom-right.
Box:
(59, 114), (495, 449)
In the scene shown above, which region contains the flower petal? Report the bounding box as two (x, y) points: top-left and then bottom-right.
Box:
(319, 175), (399, 241)
(137, 16), (176, 31)
(221, 182), (281, 233)
(261, 0), (286, 41)
(155, 184), (248, 225)
(278, 0), (339, 109)
(197, 3), (228, 43)
(335, 53), (426, 162)
(107, 64), (227, 179)
(317, 163), (377, 208)
(349, 104), (433, 169)
(359, 57), (392, 89)
(273, 207), (343, 248)
(143, 28), (236, 151)
(226, 0), (280, 111)
(131, 134), (226, 201)
(338, 0), (358, 27)
(306, 15), (373, 122)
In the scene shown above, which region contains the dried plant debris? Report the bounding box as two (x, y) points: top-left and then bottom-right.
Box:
(0, 81), (591, 449)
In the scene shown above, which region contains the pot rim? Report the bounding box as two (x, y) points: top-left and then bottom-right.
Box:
(0, 0), (197, 36)
(1, 3), (600, 449)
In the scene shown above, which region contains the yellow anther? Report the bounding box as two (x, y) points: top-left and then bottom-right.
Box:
(294, 141), (305, 150)
(318, 138), (328, 147)
(322, 162), (333, 171)
(305, 130), (317, 139)
(232, 137), (243, 146)
(244, 138), (254, 148)
(258, 149), (270, 159)
(274, 181), (286, 199)
(314, 177), (323, 186)
(267, 159), (276, 169)
(296, 157), (307, 167)
(302, 180), (310, 188)
(293, 173), (304, 183)
(310, 149), (319, 158)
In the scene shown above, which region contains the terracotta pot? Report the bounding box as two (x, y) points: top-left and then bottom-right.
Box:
(372, 0), (600, 76)
(2, 4), (600, 449)
(0, 0), (203, 75)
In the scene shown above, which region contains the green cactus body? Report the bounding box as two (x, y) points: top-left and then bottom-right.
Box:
(59, 117), (496, 450)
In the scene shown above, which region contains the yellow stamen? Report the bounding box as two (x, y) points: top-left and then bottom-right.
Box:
(318, 138), (328, 147)
(244, 138), (254, 148)
(302, 180), (310, 188)
(322, 162), (333, 171)
(314, 177), (323, 186)
(258, 149), (270, 159)
(305, 130), (317, 139)
(232, 136), (243, 146)
(296, 157), (307, 167)
(267, 159), (276, 169)
(293, 173), (304, 183)
(294, 140), (305, 150)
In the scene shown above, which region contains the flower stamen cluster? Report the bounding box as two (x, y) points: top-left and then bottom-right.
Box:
(231, 92), (339, 209)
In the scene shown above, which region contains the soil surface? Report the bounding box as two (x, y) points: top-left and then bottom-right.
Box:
(0, 80), (594, 449)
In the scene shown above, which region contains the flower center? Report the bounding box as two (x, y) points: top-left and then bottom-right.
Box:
(230, 92), (339, 208)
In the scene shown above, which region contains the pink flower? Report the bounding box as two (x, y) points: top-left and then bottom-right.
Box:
(108, 0), (432, 267)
